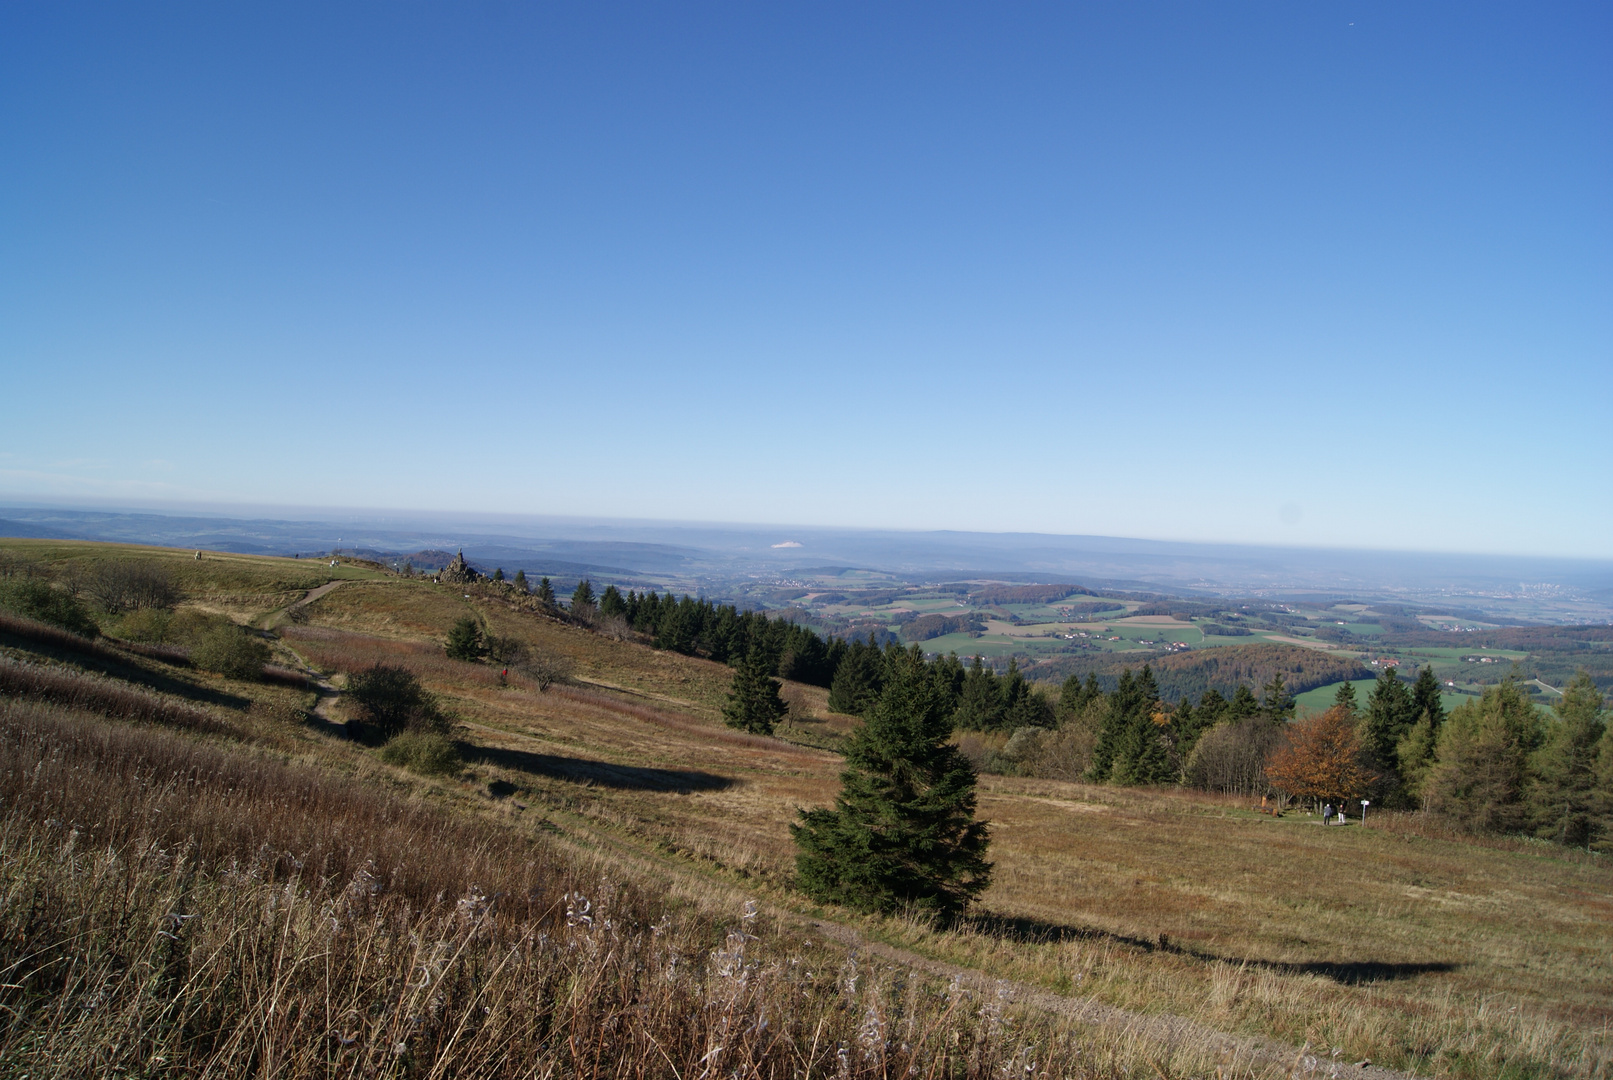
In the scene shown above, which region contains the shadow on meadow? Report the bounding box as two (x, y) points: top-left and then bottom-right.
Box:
(966, 912), (1459, 986)
(459, 742), (736, 793)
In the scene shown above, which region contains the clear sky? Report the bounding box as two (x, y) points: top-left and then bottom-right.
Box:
(3, 3), (1609, 558)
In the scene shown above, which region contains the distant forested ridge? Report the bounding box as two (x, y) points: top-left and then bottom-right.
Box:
(970, 584), (1091, 605)
(1032, 644), (1370, 703)
(901, 613), (986, 641)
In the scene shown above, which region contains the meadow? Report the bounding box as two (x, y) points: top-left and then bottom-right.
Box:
(1, 540), (1608, 1078)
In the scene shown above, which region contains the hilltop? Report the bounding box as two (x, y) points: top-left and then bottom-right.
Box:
(0, 538), (1608, 1078)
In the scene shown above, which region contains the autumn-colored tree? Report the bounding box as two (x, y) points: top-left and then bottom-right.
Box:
(1265, 706), (1373, 809)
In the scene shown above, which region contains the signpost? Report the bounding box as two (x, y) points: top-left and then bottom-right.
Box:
(1361, 799), (1370, 826)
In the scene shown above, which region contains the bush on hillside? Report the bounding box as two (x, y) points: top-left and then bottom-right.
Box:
(346, 664), (446, 740)
(190, 623), (271, 680)
(379, 729), (462, 776)
(86, 558), (180, 614)
(114, 607), (175, 644)
(0, 578), (99, 638)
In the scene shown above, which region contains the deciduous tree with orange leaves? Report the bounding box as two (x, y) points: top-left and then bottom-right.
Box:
(1265, 705), (1374, 809)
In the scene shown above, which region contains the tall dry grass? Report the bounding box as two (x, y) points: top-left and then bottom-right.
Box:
(0, 699), (1196, 1079)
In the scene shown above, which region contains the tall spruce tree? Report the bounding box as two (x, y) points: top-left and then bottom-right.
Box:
(1364, 666), (1418, 801)
(571, 579), (596, 613)
(1089, 669), (1139, 781)
(952, 656), (1005, 730)
(827, 639), (884, 716)
(723, 644), (788, 736)
(535, 577), (555, 607)
(1258, 672), (1295, 724)
(1333, 680), (1361, 716)
(1114, 665), (1170, 784)
(792, 646), (991, 919)
(1528, 671), (1607, 848)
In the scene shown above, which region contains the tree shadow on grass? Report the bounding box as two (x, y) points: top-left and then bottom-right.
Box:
(965, 912), (1458, 985)
(459, 743), (736, 793)
(0, 625), (254, 712)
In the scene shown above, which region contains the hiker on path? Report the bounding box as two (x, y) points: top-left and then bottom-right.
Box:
(1323, 802), (1333, 826)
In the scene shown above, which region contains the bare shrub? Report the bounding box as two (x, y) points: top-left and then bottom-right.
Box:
(514, 648), (573, 691)
(484, 632), (527, 665)
(86, 559), (180, 615)
(1186, 718), (1284, 797)
(594, 613), (631, 640)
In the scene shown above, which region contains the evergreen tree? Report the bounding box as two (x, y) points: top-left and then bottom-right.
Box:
(1412, 665), (1447, 729)
(1000, 660), (1052, 730)
(792, 647), (992, 919)
(722, 644), (788, 735)
(952, 656), (1005, 731)
(1333, 680), (1360, 716)
(1089, 669), (1138, 781)
(1258, 672), (1295, 724)
(571, 579), (596, 613)
(492, 567), (504, 582)
(535, 577), (555, 607)
(445, 616), (485, 662)
(1171, 699), (1210, 765)
(1197, 687), (1229, 728)
(827, 639), (884, 716)
(1227, 683), (1260, 721)
(1528, 671), (1607, 848)
(1364, 666), (1418, 800)
(512, 569), (528, 592)
(1424, 678), (1544, 834)
(1114, 665), (1170, 784)
(598, 584), (627, 619)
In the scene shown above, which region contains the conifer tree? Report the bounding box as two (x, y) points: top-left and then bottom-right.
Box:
(828, 639), (884, 716)
(571, 579), (596, 613)
(952, 656), (1004, 730)
(1228, 683), (1260, 721)
(535, 577), (555, 607)
(513, 569), (528, 592)
(1412, 665), (1447, 729)
(1424, 678), (1544, 834)
(1197, 687), (1229, 727)
(1528, 671), (1607, 848)
(1364, 666), (1418, 800)
(1258, 672), (1295, 724)
(1333, 680), (1360, 716)
(1089, 669), (1137, 781)
(492, 568), (504, 581)
(792, 646), (991, 919)
(722, 644), (788, 736)
(598, 584), (627, 619)
(445, 616), (485, 662)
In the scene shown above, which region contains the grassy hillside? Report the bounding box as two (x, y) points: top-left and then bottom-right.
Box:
(2, 539), (1609, 1079)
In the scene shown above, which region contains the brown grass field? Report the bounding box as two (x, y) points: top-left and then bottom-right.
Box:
(1, 539), (1609, 1079)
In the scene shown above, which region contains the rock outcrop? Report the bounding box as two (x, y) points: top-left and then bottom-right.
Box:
(437, 550), (481, 585)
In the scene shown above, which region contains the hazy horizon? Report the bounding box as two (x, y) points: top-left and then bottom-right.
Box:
(4, 5), (1608, 558)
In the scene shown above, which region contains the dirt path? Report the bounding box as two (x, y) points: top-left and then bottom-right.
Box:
(274, 580), (347, 732)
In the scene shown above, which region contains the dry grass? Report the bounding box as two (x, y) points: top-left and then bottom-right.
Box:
(6, 542), (1611, 1078)
(0, 699), (1250, 1079)
(284, 593), (1613, 1078)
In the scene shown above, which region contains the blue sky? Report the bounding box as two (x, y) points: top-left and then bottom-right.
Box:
(3, 3), (1609, 557)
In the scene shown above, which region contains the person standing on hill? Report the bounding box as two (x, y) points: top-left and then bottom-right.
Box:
(1323, 802), (1334, 825)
